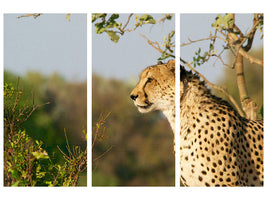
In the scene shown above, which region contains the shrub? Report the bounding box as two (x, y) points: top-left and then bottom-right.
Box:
(4, 78), (87, 186)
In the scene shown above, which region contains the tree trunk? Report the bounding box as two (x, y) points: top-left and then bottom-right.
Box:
(235, 53), (257, 120)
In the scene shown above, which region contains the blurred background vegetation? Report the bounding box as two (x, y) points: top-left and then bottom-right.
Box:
(92, 74), (175, 186)
(4, 70), (87, 186)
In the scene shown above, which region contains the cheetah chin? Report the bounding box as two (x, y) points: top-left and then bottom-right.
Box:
(136, 101), (153, 111)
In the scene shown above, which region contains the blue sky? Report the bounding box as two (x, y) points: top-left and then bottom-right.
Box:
(4, 14), (87, 82)
(4, 13), (262, 84)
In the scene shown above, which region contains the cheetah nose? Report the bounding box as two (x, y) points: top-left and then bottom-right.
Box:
(130, 94), (138, 101)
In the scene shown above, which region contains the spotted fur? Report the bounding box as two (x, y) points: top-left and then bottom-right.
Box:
(180, 65), (263, 186)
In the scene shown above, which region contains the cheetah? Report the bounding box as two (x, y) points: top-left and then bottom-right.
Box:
(180, 65), (263, 186)
(130, 60), (175, 135)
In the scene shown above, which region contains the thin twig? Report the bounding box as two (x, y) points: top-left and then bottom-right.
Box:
(242, 15), (262, 52)
(93, 145), (113, 162)
(139, 33), (164, 53)
(213, 48), (232, 68)
(17, 13), (42, 19)
(180, 58), (245, 117)
(11, 77), (21, 115)
(120, 13), (134, 34)
(158, 14), (173, 23)
(64, 129), (74, 159)
(22, 102), (50, 123)
(228, 33), (263, 66)
(52, 170), (61, 186)
(57, 145), (71, 161)
(180, 35), (227, 47)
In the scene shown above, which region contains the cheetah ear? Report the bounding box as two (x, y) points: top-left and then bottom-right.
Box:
(180, 65), (187, 81)
(166, 60), (175, 73)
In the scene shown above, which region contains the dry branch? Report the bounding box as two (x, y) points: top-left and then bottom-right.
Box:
(180, 35), (227, 47)
(180, 58), (245, 117)
(120, 13), (134, 34)
(17, 13), (42, 19)
(228, 33), (263, 66)
(139, 33), (164, 53)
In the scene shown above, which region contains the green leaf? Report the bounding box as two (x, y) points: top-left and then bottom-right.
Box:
(11, 169), (19, 179)
(36, 171), (46, 179)
(210, 44), (214, 51)
(46, 181), (54, 187)
(95, 23), (106, 34)
(92, 13), (107, 23)
(106, 31), (120, 43)
(109, 14), (119, 21)
(11, 181), (20, 187)
(212, 14), (234, 30)
(139, 14), (156, 24)
(147, 19), (156, 24)
(32, 151), (49, 160)
(169, 30), (175, 38)
(260, 105), (263, 117)
(139, 14), (150, 21)
(166, 14), (173, 20)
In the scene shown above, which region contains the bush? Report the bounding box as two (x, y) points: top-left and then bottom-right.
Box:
(4, 79), (87, 186)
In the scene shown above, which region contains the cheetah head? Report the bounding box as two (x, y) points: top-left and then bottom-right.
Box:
(130, 60), (175, 113)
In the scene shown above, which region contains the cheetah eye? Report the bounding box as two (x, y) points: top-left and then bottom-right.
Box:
(146, 77), (154, 83)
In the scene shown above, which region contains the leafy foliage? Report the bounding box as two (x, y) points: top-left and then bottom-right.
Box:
(92, 13), (157, 42)
(92, 13), (175, 60)
(212, 14), (234, 30)
(158, 30), (175, 60)
(5, 129), (51, 186)
(4, 83), (15, 97)
(4, 75), (87, 186)
(135, 14), (156, 25)
(4, 71), (87, 159)
(92, 13), (158, 43)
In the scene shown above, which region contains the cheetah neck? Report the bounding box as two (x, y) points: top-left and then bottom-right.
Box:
(162, 106), (176, 134)
(180, 81), (210, 134)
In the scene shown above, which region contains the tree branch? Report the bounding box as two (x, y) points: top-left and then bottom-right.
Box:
(158, 14), (173, 23)
(242, 14), (262, 52)
(180, 58), (245, 117)
(119, 13), (134, 34)
(92, 145), (113, 162)
(139, 33), (163, 53)
(17, 13), (42, 19)
(228, 33), (263, 66)
(180, 35), (227, 47)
